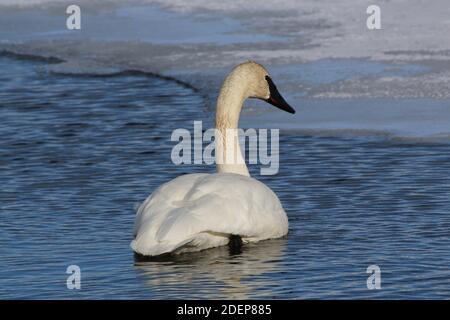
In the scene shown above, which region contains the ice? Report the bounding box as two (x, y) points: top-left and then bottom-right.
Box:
(0, 0), (450, 141)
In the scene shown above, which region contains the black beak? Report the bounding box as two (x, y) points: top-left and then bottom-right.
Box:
(265, 75), (295, 114)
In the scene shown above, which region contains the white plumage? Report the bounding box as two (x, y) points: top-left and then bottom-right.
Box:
(131, 173), (288, 256)
(131, 61), (295, 256)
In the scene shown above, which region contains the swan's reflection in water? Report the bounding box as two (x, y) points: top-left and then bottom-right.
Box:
(134, 238), (287, 299)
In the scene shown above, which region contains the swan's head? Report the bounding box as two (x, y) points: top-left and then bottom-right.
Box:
(229, 61), (295, 114)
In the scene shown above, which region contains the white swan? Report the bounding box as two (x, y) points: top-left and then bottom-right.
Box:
(131, 61), (295, 256)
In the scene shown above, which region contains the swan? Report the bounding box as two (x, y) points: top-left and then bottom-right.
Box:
(131, 61), (295, 257)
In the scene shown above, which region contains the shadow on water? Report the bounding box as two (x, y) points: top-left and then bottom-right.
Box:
(133, 238), (288, 299)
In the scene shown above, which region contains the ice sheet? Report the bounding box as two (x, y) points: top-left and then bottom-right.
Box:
(1, 0), (449, 140)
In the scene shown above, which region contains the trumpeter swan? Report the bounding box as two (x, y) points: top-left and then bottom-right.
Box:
(131, 61), (295, 256)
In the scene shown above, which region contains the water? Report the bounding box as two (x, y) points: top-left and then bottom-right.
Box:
(1, 54), (450, 299)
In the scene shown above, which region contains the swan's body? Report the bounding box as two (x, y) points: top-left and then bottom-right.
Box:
(131, 61), (295, 256)
(131, 173), (288, 256)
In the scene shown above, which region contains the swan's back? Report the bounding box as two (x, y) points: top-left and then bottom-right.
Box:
(131, 173), (288, 256)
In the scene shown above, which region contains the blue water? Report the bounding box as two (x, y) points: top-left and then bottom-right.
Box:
(1, 54), (450, 299)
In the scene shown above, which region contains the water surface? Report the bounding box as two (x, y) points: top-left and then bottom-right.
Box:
(1, 55), (450, 299)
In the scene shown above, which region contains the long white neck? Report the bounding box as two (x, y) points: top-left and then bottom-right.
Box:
(215, 75), (250, 176)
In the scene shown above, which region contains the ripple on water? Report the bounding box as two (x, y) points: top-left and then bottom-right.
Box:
(1, 55), (450, 299)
